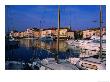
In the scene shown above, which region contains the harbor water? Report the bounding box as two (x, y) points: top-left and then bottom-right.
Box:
(5, 39), (80, 63)
(5, 39), (106, 70)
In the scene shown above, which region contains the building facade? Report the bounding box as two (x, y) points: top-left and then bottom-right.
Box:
(56, 28), (68, 39)
(83, 27), (106, 39)
(67, 31), (74, 39)
(9, 27), (75, 40)
(83, 30), (95, 39)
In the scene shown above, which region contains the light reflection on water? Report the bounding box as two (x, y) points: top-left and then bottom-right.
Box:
(5, 39), (80, 62)
(20, 39), (68, 52)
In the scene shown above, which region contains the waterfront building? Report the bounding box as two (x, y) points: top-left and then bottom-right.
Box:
(10, 27), (106, 40)
(40, 28), (56, 36)
(67, 31), (74, 39)
(83, 29), (95, 39)
(40, 29), (47, 37)
(95, 27), (106, 36)
(19, 31), (25, 38)
(59, 28), (68, 39)
(33, 31), (40, 38)
(83, 27), (106, 39)
(26, 28), (34, 38)
(10, 30), (20, 38)
(56, 28), (69, 39)
(22, 31), (27, 38)
(10, 30), (15, 37)
(9, 27), (75, 40)
(32, 28), (40, 38)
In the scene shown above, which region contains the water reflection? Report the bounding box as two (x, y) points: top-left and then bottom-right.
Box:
(19, 39), (68, 52)
(6, 39), (78, 62)
(6, 39), (100, 63)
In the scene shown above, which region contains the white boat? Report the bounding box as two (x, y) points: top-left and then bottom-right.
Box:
(68, 57), (105, 70)
(77, 57), (106, 70)
(66, 35), (106, 52)
(40, 58), (79, 70)
(81, 35), (106, 51)
(66, 40), (91, 48)
(24, 37), (37, 39)
(66, 35), (106, 57)
(40, 35), (53, 42)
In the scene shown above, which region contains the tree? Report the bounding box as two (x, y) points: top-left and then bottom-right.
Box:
(74, 30), (83, 40)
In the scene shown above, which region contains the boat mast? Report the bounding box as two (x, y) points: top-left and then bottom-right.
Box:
(99, 5), (102, 58)
(56, 6), (60, 63)
(57, 6), (60, 53)
(69, 10), (71, 30)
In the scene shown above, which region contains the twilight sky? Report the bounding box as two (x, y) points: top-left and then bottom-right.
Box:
(5, 5), (106, 32)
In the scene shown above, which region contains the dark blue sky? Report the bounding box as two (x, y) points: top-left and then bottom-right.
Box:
(5, 5), (106, 32)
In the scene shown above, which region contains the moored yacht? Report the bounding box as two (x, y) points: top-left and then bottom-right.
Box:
(66, 35), (106, 52)
(68, 57), (105, 70)
(40, 58), (79, 70)
(81, 35), (106, 51)
(40, 35), (54, 42)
